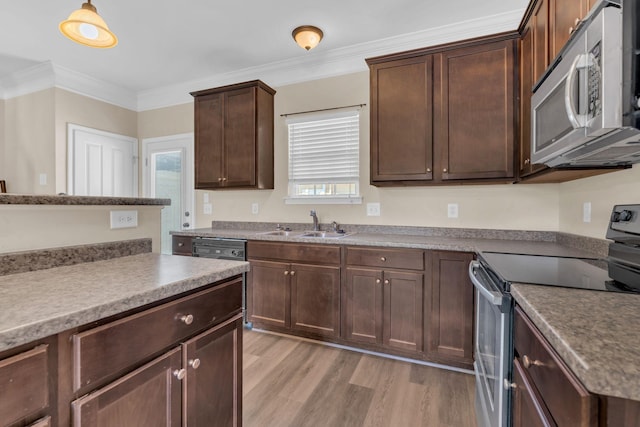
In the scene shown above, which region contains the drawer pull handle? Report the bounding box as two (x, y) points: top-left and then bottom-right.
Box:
(380, 257), (386, 262)
(523, 355), (543, 369)
(179, 314), (194, 325)
(284, 270), (290, 275)
(173, 369), (186, 380)
(189, 358), (201, 370)
(503, 379), (517, 390)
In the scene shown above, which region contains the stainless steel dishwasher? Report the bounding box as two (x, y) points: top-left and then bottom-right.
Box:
(192, 237), (250, 327)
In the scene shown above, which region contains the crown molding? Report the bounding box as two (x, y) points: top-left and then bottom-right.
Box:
(1, 8), (524, 112)
(136, 9), (524, 111)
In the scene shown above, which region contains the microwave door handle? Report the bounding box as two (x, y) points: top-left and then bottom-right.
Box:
(564, 54), (588, 129)
(469, 261), (504, 306)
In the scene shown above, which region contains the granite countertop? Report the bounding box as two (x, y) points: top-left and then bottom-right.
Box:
(0, 194), (170, 206)
(512, 284), (640, 401)
(173, 226), (604, 258)
(0, 253), (249, 352)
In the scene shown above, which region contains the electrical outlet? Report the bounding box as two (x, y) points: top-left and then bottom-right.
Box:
(203, 203), (212, 215)
(203, 193), (209, 203)
(583, 202), (591, 223)
(366, 203), (381, 216)
(448, 203), (459, 218)
(251, 203), (259, 215)
(110, 210), (138, 229)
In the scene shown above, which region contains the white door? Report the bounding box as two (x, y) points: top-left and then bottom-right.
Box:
(143, 134), (194, 254)
(67, 124), (138, 197)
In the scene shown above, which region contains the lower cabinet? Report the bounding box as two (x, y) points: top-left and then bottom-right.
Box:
(425, 251), (475, 369)
(247, 241), (341, 339)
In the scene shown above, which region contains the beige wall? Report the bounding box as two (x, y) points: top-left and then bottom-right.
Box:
(54, 88), (138, 194)
(0, 205), (163, 253)
(180, 72), (560, 231)
(558, 165), (640, 239)
(4, 89), (56, 194)
(0, 98), (4, 186)
(138, 103), (193, 140)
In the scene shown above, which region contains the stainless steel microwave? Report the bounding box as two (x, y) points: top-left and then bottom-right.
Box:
(531, 1), (640, 167)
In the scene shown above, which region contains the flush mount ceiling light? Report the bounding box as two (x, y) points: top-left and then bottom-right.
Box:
(59, 0), (118, 48)
(292, 25), (323, 51)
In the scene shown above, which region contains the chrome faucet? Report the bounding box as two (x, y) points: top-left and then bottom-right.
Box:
(310, 210), (319, 231)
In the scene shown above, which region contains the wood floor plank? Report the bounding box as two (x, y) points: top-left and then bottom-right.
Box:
(243, 330), (477, 427)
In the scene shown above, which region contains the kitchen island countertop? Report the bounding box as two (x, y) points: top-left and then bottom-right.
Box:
(512, 284), (640, 401)
(0, 253), (249, 352)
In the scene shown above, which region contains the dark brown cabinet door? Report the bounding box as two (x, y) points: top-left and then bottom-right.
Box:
(344, 268), (383, 345)
(247, 259), (290, 329)
(370, 55), (434, 183)
(550, 0), (590, 60)
(290, 263), (341, 338)
(194, 92), (224, 189)
(172, 235), (194, 256)
(183, 316), (242, 427)
(435, 39), (516, 181)
(72, 347), (182, 426)
(224, 87), (256, 187)
(426, 251), (474, 369)
(382, 270), (424, 352)
(532, 0), (550, 85)
(191, 80), (275, 190)
(512, 358), (556, 427)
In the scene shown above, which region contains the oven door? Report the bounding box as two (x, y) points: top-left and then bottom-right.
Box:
(469, 261), (513, 427)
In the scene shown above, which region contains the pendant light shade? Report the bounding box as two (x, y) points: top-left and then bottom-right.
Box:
(292, 26), (323, 51)
(59, 0), (118, 48)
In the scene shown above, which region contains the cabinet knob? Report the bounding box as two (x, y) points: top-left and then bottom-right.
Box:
(522, 354), (543, 369)
(290, 271), (296, 276)
(524, 159), (530, 165)
(218, 177), (223, 182)
(179, 314), (194, 325)
(569, 26), (574, 34)
(284, 270), (289, 275)
(574, 17), (581, 26)
(443, 168), (447, 173)
(222, 177), (227, 182)
(178, 242), (184, 247)
(380, 256), (386, 262)
(427, 168), (431, 173)
(384, 279), (389, 285)
(503, 379), (517, 390)
(173, 369), (186, 380)
(376, 279), (381, 284)
(188, 358), (201, 370)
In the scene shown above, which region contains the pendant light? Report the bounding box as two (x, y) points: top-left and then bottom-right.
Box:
(59, 0), (118, 48)
(292, 26), (323, 51)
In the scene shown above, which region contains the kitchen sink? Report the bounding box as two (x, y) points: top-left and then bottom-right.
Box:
(256, 230), (297, 237)
(299, 231), (351, 238)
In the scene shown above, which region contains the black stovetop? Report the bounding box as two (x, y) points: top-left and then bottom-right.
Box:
(478, 252), (638, 294)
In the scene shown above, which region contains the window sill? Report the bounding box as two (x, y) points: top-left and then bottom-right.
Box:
(284, 196), (363, 205)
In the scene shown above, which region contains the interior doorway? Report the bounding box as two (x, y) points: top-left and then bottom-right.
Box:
(142, 133), (195, 254)
(67, 124), (138, 197)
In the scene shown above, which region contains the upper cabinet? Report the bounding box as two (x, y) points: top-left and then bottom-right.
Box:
(367, 33), (517, 186)
(550, 0), (592, 60)
(191, 80), (275, 190)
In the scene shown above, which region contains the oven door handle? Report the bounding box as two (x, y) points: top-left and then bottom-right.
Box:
(469, 261), (505, 306)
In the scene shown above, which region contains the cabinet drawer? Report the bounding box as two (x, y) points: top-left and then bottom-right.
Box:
(172, 236), (194, 256)
(0, 345), (49, 426)
(73, 277), (242, 392)
(346, 247), (424, 270)
(514, 307), (597, 426)
(248, 241), (340, 265)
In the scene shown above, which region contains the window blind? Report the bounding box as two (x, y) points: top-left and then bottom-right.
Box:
(287, 111), (360, 185)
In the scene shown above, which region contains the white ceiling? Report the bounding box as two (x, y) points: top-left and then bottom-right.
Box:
(0, 0), (528, 110)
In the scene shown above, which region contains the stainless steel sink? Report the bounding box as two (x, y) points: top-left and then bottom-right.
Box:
(256, 230), (297, 237)
(299, 231), (351, 238)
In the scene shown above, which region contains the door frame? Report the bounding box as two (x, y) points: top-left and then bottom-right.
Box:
(67, 123), (139, 196)
(141, 133), (195, 229)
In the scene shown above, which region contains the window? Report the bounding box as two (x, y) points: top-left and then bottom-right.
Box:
(286, 110), (361, 204)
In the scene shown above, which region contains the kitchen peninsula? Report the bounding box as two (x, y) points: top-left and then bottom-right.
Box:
(0, 195), (249, 426)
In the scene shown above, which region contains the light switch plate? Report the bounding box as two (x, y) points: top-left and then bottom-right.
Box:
(583, 202), (591, 223)
(203, 203), (212, 215)
(251, 203), (259, 215)
(110, 210), (138, 229)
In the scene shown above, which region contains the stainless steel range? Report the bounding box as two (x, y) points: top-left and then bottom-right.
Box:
(470, 204), (640, 427)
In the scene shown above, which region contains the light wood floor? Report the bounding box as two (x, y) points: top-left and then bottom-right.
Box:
(243, 330), (478, 427)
